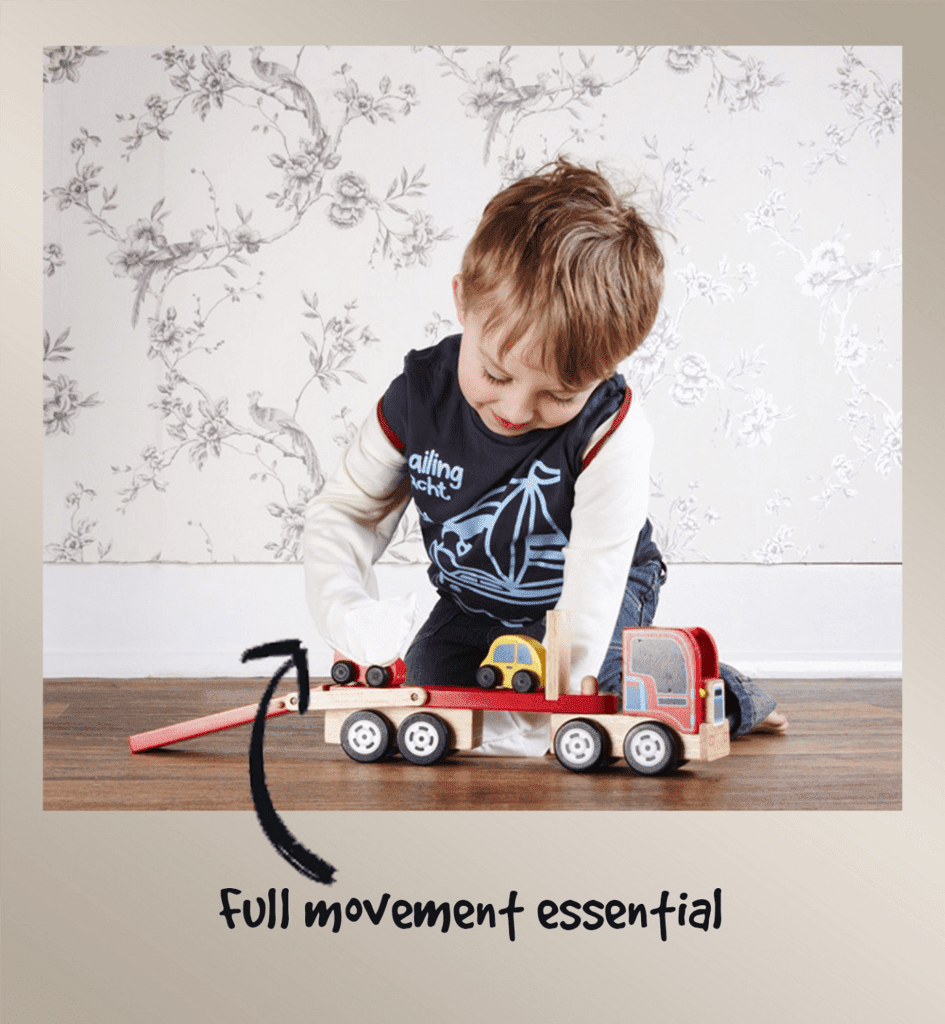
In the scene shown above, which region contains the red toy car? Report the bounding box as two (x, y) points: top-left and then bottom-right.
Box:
(329, 652), (407, 688)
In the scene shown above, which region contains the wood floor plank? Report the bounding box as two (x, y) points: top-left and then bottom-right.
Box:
(43, 676), (901, 811)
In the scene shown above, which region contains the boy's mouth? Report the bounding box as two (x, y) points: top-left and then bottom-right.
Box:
(492, 413), (528, 431)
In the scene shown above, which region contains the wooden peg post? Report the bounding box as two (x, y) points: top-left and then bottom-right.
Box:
(544, 609), (570, 700)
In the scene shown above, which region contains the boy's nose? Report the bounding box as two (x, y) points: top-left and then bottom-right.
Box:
(496, 408), (530, 429)
(497, 391), (532, 427)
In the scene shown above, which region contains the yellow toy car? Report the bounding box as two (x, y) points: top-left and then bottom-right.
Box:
(476, 635), (546, 692)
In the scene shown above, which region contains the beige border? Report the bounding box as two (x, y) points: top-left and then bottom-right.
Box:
(4, 3), (939, 1021)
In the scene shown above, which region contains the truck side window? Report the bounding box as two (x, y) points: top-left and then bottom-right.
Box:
(630, 637), (687, 694)
(517, 645), (532, 665)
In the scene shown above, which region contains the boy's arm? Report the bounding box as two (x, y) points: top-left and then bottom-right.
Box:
(303, 405), (416, 667)
(557, 399), (654, 691)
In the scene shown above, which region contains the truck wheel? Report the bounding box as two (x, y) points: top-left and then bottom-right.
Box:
(397, 713), (450, 765)
(331, 659), (358, 684)
(340, 711), (394, 763)
(476, 665), (500, 689)
(512, 669), (539, 693)
(365, 665), (391, 688)
(624, 722), (679, 775)
(554, 719), (607, 773)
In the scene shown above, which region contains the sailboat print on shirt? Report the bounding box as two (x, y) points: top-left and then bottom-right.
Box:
(429, 460), (567, 612)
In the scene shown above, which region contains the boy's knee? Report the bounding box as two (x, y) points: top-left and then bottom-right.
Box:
(405, 637), (483, 689)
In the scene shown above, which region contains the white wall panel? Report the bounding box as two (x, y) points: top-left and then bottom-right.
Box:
(44, 562), (901, 679)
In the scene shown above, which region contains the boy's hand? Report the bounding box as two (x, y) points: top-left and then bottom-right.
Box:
(326, 592), (418, 667)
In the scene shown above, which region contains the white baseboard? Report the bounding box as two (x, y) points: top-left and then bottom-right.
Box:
(43, 562), (901, 680)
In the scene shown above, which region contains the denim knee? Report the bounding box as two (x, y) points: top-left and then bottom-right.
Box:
(719, 662), (777, 738)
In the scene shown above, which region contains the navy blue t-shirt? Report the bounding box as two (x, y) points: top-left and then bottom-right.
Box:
(380, 334), (640, 628)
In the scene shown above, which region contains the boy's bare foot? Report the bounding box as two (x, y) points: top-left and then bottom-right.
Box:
(753, 710), (789, 734)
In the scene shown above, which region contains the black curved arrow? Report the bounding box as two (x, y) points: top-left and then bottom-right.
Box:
(242, 639), (337, 885)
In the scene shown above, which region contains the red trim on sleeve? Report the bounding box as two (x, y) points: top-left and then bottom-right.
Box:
(580, 385), (632, 471)
(376, 397), (406, 454)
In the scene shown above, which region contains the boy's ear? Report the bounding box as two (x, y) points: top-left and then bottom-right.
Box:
(451, 275), (465, 326)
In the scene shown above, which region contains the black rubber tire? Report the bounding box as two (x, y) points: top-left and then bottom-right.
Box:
(553, 718), (608, 773)
(340, 711), (394, 763)
(396, 713), (450, 765)
(365, 665), (391, 688)
(476, 665), (500, 689)
(623, 722), (679, 775)
(512, 669), (539, 693)
(330, 660), (358, 684)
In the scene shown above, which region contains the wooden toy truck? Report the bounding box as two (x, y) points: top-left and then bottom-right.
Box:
(129, 611), (729, 775)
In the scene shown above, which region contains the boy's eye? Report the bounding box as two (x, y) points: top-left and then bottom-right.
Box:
(481, 366), (579, 405)
(481, 366), (510, 386)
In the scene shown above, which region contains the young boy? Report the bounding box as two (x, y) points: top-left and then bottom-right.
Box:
(304, 159), (785, 754)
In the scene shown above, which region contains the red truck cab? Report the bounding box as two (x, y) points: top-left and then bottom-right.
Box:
(621, 627), (726, 735)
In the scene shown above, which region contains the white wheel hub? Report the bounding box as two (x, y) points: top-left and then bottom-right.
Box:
(558, 726), (596, 766)
(628, 727), (667, 767)
(347, 720), (384, 755)
(402, 721), (439, 756)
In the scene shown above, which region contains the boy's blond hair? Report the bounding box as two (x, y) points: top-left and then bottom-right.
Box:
(458, 159), (664, 387)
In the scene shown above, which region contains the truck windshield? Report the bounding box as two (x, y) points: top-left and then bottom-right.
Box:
(630, 637), (687, 694)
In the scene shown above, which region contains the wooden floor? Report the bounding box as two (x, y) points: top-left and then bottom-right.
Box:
(44, 676), (901, 811)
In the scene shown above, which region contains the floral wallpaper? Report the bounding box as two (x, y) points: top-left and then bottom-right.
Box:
(43, 44), (901, 566)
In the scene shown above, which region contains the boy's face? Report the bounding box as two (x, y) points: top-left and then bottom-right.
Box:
(453, 277), (600, 438)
